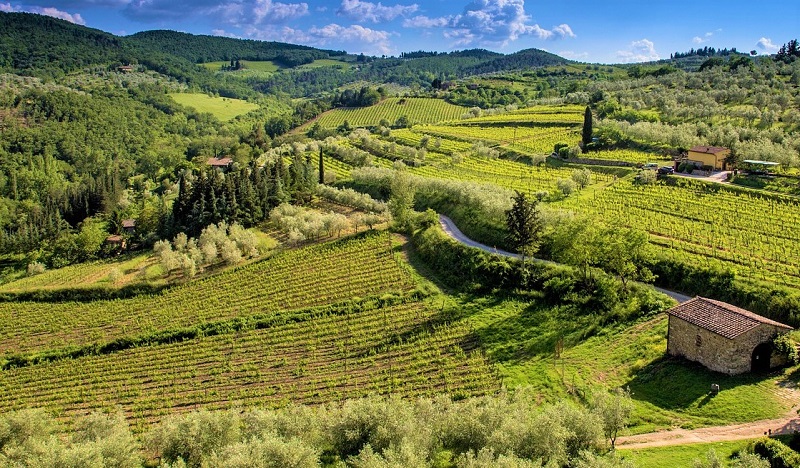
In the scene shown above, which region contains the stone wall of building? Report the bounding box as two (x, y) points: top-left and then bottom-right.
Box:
(667, 316), (789, 374)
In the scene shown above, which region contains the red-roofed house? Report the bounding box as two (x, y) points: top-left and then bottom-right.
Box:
(207, 157), (233, 171)
(687, 146), (730, 170)
(666, 297), (793, 374)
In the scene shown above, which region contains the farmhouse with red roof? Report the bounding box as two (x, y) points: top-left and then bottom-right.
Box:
(666, 297), (793, 374)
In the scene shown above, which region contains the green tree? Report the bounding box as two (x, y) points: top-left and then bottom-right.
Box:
(600, 226), (654, 290)
(505, 191), (543, 265)
(318, 148), (325, 185)
(582, 106), (593, 147)
(388, 170), (416, 232)
(592, 387), (633, 450)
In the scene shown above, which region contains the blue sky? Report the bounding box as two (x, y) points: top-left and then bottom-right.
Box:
(1, 0), (798, 63)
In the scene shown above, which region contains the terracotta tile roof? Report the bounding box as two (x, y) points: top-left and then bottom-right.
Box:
(667, 297), (793, 339)
(207, 157), (233, 167)
(689, 145), (729, 154)
(121, 219), (136, 229)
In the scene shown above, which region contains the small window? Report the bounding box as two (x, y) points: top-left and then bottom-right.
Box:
(695, 335), (702, 347)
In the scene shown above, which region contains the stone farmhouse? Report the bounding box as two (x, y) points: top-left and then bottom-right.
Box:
(666, 297), (793, 374)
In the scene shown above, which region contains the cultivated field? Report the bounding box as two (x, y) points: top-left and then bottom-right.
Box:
(0, 298), (498, 429)
(312, 98), (467, 128)
(560, 178), (800, 289)
(0, 232), (415, 355)
(168, 93), (260, 121)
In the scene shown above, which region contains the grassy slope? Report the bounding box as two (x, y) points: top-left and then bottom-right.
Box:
(168, 92), (260, 121)
(441, 291), (797, 435)
(619, 440), (751, 467)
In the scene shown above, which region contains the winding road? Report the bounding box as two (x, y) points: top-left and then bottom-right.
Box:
(438, 214), (800, 448)
(438, 214), (691, 303)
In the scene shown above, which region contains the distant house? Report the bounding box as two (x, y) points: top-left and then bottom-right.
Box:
(207, 157), (233, 171)
(117, 65), (135, 73)
(666, 297), (793, 374)
(105, 234), (126, 251)
(687, 146), (730, 170)
(121, 219), (136, 234)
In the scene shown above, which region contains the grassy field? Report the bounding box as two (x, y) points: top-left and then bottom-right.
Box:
(311, 98), (467, 129)
(296, 59), (350, 69)
(200, 60), (281, 73)
(458, 294), (798, 434)
(168, 93), (260, 121)
(619, 440), (751, 467)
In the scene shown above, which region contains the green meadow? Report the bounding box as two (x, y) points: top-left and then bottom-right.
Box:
(168, 93), (260, 121)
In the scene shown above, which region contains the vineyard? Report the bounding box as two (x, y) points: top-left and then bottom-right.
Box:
(403, 154), (616, 195)
(413, 124), (579, 155)
(577, 149), (672, 165)
(453, 105), (585, 125)
(311, 98), (467, 129)
(0, 254), (160, 292)
(0, 232), (416, 355)
(559, 178), (800, 288)
(0, 298), (498, 429)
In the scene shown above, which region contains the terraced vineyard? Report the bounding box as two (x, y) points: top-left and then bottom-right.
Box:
(0, 299), (498, 429)
(0, 254), (160, 292)
(416, 124), (579, 155)
(578, 149), (672, 165)
(403, 155), (615, 194)
(454, 105), (585, 125)
(0, 232), (415, 355)
(560, 178), (800, 288)
(312, 98), (467, 128)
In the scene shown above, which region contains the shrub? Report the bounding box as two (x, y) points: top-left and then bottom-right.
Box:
(557, 178), (577, 197)
(749, 438), (800, 468)
(26, 262), (46, 276)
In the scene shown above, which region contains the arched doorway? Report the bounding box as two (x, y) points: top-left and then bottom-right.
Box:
(751, 342), (772, 372)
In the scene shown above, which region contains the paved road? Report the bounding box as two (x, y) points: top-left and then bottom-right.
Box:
(438, 214), (691, 303)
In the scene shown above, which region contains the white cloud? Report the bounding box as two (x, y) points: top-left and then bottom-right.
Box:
(245, 23), (393, 55)
(337, 0), (417, 23)
(33, 7), (86, 24)
(616, 38), (659, 63)
(402, 15), (449, 28)
(402, 0), (573, 47)
(0, 3), (87, 24)
(692, 31), (715, 44)
(756, 37), (779, 52)
(559, 50), (588, 60)
(123, 0), (308, 25)
(211, 28), (240, 38)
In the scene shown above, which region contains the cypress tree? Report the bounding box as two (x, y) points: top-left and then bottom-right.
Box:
(319, 148), (325, 185)
(582, 106), (593, 147)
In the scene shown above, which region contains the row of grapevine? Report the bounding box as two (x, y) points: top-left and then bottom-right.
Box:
(0, 300), (498, 429)
(559, 179), (800, 287)
(313, 98), (467, 129)
(0, 254), (157, 292)
(0, 232), (417, 355)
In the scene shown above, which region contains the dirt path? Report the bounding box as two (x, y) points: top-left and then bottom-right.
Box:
(439, 214), (800, 448)
(617, 410), (800, 449)
(438, 214), (691, 303)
